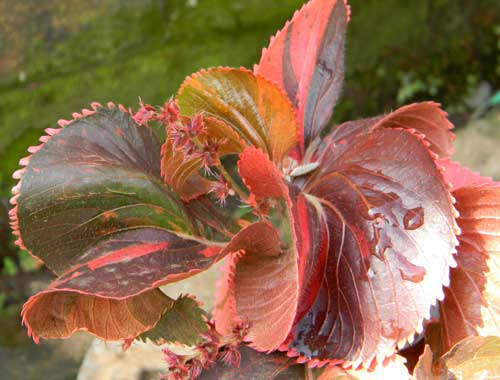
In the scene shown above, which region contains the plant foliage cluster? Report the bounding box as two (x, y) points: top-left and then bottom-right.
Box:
(8, 0), (500, 379)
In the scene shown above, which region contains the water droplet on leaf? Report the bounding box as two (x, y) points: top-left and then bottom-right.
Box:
(403, 207), (424, 230)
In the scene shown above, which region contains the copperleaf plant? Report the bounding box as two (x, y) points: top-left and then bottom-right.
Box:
(10, 0), (500, 379)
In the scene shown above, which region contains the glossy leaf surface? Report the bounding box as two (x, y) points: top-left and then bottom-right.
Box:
(289, 123), (458, 364)
(371, 102), (455, 158)
(324, 102), (455, 161)
(13, 105), (200, 275)
(12, 105), (229, 343)
(177, 67), (297, 164)
(256, 0), (349, 152)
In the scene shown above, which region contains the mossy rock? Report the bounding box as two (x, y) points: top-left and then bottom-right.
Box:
(1, 0), (499, 195)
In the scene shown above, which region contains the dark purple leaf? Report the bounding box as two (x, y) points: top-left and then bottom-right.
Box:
(288, 120), (458, 365)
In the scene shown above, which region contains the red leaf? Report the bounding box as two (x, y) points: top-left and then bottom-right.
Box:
(21, 227), (223, 342)
(439, 183), (500, 351)
(437, 158), (494, 192)
(288, 125), (458, 365)
(237, 146), (289, 207)
(328, 102), (455, 159)
(214, 221), (283, 336)
(292, 191), (328, 322)
(256, 0), (350, 153)
(371, 102), (455, 158)
(214, 221), (299, 352)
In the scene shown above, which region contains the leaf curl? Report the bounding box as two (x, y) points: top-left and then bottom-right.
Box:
(137, 295), (208, 346)
(11, 104), (234, 343)
(21, 227), (222, 342)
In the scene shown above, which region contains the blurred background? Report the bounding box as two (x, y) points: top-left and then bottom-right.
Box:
(1, 0), (500, 379)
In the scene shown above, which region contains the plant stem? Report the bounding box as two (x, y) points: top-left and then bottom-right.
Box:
(305, 366), (314, 380)
(216, 163), (247, 201)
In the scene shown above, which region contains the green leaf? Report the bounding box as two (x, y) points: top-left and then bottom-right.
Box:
(13, 104), (217, 276)
(2, 257), (18, 276)
(441, 336), (500, 379)
(15, 104), (230, 344)
(138, 295), (209, 346)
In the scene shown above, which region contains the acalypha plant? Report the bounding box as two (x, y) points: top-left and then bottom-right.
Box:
(10, 0), (500, 379)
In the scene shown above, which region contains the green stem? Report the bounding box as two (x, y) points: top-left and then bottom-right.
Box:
(216, 163), (247, 201)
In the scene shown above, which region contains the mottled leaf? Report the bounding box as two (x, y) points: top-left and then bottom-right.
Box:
(439, 183), (500, 351)
(21, 227), (222, 342)
(440, 336), (500, 379)
(256, 0), (349, 153)
(138, 295), (208, 346)
(289, 125), (458, 365)
(198, 346), (305, 380)
(11, 104), (210, 275)
(177, 67), (297, 164)
(11, 104), (230, 342)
